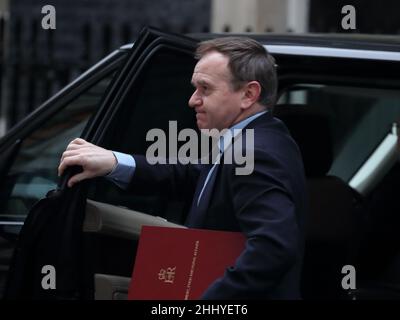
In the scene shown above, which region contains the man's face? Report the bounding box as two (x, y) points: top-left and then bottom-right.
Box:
(189, 51), (243, 130)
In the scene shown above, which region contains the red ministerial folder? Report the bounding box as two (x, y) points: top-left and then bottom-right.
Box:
(128, 226), (246, 300)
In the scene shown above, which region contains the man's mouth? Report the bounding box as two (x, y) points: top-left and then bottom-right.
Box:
(196, 112), (205, 120)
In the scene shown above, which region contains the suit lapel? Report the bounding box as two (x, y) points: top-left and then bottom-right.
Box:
(185, 143), (223, 227)
(189, 161), (221, 227)
(185, 163), (212, 227)
(185, 112), (273, 227)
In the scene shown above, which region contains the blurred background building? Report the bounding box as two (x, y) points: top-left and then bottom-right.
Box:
(0, 0), (399, 136)
(212, 0), (309, 33)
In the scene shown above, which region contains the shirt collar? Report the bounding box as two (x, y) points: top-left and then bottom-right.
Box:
(231, 110), (268, 131)
(218, 110), (268, 153)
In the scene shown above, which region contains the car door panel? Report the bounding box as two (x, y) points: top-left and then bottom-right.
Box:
(83, 199), (185, 240)
(80, 29), (198, 299)
(0, 54), (125, 299)
(4, 185), (89, 299)
(4, 27), (197, 299)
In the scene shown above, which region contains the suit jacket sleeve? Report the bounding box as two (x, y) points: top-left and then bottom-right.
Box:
(126, 154), (201, 201)
(201, 148), (301, 299)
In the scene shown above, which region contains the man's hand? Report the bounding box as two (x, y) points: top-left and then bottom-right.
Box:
(58, 138), (117, 188)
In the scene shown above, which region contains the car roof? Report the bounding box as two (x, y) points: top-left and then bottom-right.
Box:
(119, 33), (400, 62)
(190, 33), (400, 52)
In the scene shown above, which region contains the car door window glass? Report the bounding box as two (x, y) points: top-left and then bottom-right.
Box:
(0, 74), (115, 218)
(278, 84), (400, 183)
(88, 47), (197, 224)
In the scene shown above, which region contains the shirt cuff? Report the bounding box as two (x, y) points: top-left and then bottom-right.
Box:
(105, 151), (136, 189)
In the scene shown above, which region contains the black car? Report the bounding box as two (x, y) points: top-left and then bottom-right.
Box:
(1, 27), (400, 300)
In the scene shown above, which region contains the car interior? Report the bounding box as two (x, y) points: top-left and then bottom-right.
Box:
(274, 83), (400, 299)
(274, 103), (364, 299)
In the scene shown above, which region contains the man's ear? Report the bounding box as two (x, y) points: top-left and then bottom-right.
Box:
(241, 81), (262, 110)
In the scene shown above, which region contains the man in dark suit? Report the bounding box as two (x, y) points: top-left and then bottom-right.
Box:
(59, 37), (307, 299)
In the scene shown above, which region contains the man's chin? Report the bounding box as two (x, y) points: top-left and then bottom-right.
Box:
(196, 120), (208, 130)
(197, 124), (225, 137)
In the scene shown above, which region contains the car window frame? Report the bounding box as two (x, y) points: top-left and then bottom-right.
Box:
(88, 44), (197, 223)
(274, 54), (400, 95)
(0, 50), (127, 226)
(0, 50), (127, 154)
(85, 38), (197, 145)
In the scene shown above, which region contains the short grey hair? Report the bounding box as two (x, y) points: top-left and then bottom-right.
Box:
(196, 37), (277, 110)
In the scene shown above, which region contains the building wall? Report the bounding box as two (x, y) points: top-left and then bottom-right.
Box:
(2, 0), (211, 129)
(309, 0), (400, 33)
(3, 0), (400, 133)
(9, 0), (211, 65)
(211, 0), (309, 33)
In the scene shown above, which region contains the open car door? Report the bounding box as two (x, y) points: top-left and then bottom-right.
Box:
(5, 27), (198, 300)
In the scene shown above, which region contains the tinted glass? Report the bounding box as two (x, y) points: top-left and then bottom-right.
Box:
(278, 84), (400, 182)
(0, 74), (115, 217)
(88, 47), (197, 224)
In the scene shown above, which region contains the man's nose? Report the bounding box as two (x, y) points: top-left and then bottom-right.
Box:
(188, 90), (201, 108)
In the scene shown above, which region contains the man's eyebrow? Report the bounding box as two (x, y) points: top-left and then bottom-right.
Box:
(192, 79), (210, 87)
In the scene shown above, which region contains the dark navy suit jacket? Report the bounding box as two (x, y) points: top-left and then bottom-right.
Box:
(128, 112), (307, 299)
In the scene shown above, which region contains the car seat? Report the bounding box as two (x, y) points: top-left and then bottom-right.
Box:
(274, 104), (364, 299)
